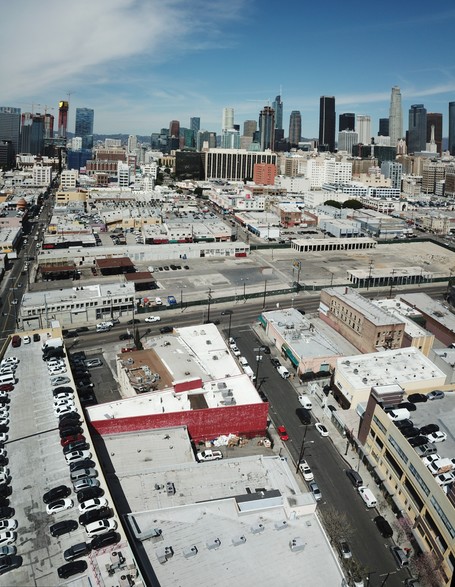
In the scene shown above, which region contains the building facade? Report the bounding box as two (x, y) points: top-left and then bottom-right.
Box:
(339, 112), (355, 132)
(319, 96), (335, 152)
(389, 86), (403, 146)
(259, 106), (275, 151)
(75, 108), (94, 149)
(408, 104), (427, 154)
(288, 111), (302, 147)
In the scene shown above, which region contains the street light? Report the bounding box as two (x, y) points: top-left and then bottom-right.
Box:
(223, 310), (233, 339)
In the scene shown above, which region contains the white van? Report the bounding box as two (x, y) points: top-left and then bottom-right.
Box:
(277, 365), (290, 379)
(96, 322), (112, 332)
(358, 486), (377, 508)
(0, 373), (16, 386)
(239, 357), (249, 367)
(243, 365), (256, 381)
(387, 408), (410, 422)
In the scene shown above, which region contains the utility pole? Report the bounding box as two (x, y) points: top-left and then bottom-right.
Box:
(207, 288), (212, 322)
(367, 260), (374, 290)
(262, 280), (267, 309)
(295, 425), (308, 473)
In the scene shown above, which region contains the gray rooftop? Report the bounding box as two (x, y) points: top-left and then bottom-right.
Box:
(399, 293), (455, 335)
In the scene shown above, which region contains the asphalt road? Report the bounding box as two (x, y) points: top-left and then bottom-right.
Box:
(230, 325), (410, 587)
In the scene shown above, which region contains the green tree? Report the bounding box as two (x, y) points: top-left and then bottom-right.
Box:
(194, 187), (204, 198)
(323, 200), (342, 209)
(342, 199), (363, 209)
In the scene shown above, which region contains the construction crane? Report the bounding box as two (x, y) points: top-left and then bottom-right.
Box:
(18, 103), (55, 115)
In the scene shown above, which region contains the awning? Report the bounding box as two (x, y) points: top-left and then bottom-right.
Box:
(282, 343), (300, 367)
(258, 314), (266, 327)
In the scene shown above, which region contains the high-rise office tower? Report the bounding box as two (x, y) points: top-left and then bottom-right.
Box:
(21, 112), (44, 155)
(449, 102), (455, 156)
(0, 106), (21, 156)
(169, 120), (180, 138)
(222, 108), (234, 131)
(273, 95), (283, 130)
(389, 86), (402, 146)
(190, 117), (200, 133)
(58, 101), (69, 138)
(379, 118), (389, 137)
(221, 129), (240, 149)
(426, 113), (442, 155)
(339, 113), (355, 132)
(288, 111), (302, 147)
(408, 104), (427, 154)
(259, 106), (275, 150)
(356, 115), (372, 145)
(44, 113), (54, 139)
(319, 96), (335, 152)
(243, 120), (257, 137)
(338, 130), (358, 153)
(75, 108), (94, 149)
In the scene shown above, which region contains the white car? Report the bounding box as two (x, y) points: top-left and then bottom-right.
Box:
(145, 316), (161, 323)
(299, 459), (314, 481)
(0, 520), (17, 532)
(231, 346), (241, 357)
(0, 362), (16, 371)
(53, 400), (76, 410)
(78, 497), (108, 514)
(50, 376), (71, 386)
(23, 335), (31, 344)
(0, 532), (16, 546)
(0, 418), (9, 427)
(46, 498), (74, 515)
(53, 393), (74, 402)
(426, 431), (447, 443)
(54, 405), (78, 417)
(0, 468), (10, 478)
(48, 367), (67, 376)
(315, 423), (329, 437)
(298, 395), (313, 410)
(47, 360), (65, 369)
(0, 358), (19, 366)
(65, 450), (92, 463)
(85, 519), (117, 537)
(435, 472), (455, 486)
(422, 453), (441, 467)
(155, 297), (162, 305)
(0, 433), (8, 443)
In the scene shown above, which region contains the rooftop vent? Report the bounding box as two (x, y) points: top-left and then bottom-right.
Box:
(250, 523), (265, 535)
(232, 535), (246, 547)
(274, 520), (288, 531)
(289, 537), (305, 553)
(206, 537), (221, 551)
(183, 545), (198, 559)
(156, 546), (173, 564)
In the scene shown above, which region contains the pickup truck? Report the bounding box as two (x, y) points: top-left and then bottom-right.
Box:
(196, 449), (223, 462)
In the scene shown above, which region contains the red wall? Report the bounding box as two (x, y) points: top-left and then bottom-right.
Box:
(90, 403), (269, 443)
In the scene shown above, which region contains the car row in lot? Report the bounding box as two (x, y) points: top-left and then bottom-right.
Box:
(44, 389), (120, 580)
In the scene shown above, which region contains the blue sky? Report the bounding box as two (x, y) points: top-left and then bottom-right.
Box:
(2, 0), (455, 138)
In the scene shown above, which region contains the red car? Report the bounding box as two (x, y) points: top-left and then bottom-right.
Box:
(278, 426), (289, 441)
(61, 434), (85, 447)
(0, 384), (14, 393)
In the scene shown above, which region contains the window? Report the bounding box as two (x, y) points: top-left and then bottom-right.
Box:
(409, 463), (430, 497)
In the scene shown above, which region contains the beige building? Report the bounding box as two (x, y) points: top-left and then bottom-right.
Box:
(359, 388), (455, 586)
(319, 287), (405, 353)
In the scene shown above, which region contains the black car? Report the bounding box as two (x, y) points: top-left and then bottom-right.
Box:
(0, 457), (8, 467)
(76, 327), (89, 333)
(63, 441), (89, 455)
(72, 370), (89, 379)
(327, 404), (337, 413)
(43, 485), (71, 504)
(119, 333), (133, 340)
(407, 393), (428, 403)
(69, 459), (96, 473)
(0, 397), (10, 405)
(33, 333), (40, 342)
(90, 531), (120, 550)
(296, 408), (311, 425)
(0, 486), (12, 498)
(57, 560), (88, 579)
(395, 419), (413, 430)
(270, 358), (281, 368)
(160, 326), (173, 334)
(203, 319), (221, 325)
(258, 391), (268, 402)
(397, 402), (417, 412)
(76, 381), (93, 389)
(53, 386), (75, 396)
(374, 515), (393, 538)
(0, 497), (9, 508)
(79, 507), (112, 527)
(127, 319), (140, 325)
(409, 435), (428, 447)
(76, 487), (104, 503)
(0, 507), (14, 519)
(59, 415), (82, 428)
(402, 427), (421, 438)
(60, 426), (83, 439)
(80, 395), (97, 406)
(64, 542), (91, 561)
(58, 411), (80, 423)
(0, 555), (22, 575)
(50, 519), (78, 537)
(0, 425), (9, 434)
(420, 423), (439, 435)
(71, 352), (86, 361)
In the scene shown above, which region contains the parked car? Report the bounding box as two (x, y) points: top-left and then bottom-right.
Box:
(309, 481), (322, 501)
(296, 408), (311, 425)
(63, 541), (92, 561)
(407, 393), (428, 403)
(119, 333), (133, 341)
(0, 507), (14, 520)
(0, 520), (17, 532)
(338, 540), (352, 559)
(420, 424), (439, 435)
(63, 441), (89, 455)
(270, 358), (281, 368)
(298, 395), (313, 410)
(277, 426), (289, 441)
(427, 390), (445, 400)
(426, 431), (447, 443)
(50, 519), (78, 537)
(160, 326), (173, 334)
(145, 316), (161, 323)
(90, 531), (120, 550)
(69, 459), (96, 473)
(46, 498), (74, 515)
(76, 487), (105, 504)
(374, 515), (393, 538)
(84, 359), (102, 369)
(0, 554), (21, 574)
(409, 435), (429, 447)
(43, 486), (71, 504)
(0, 532), (16, 547)
(78, 497), (108, 514)
(298, 459), (314, 481)
(73, 478), (100, 492)
(315, 423), (329, 437)
(79, 507), (112, 527)
(85, 518), (117, 537)
(65, 450), (92, 464)
(57, 560), (88, 579)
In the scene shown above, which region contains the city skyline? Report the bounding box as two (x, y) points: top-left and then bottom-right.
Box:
(2, 1), (455, 138)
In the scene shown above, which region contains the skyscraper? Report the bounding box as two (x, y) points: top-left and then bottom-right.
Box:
(389, 86), (402, 146)
(169, 120), (180, 138)
(339, 113), (355, 132)
(243, 120), (257, 137)
(408, 104), (427, 154)
(58, 101), (69, 138)
(378, 118), (389, 137)
(319, 96), (335, 152)
(0, 106), (21, 156)
(288, 111), (301, 147)
(338, 130), (358, 153)
(259, 106), (275, 151)
(272, 95), (283, 130)
(449, 102), (455, 156)
(190, 117), (200, 133)
(426, 113), (443, 155)
(356, 115), (372, 145)
(222, 108), (234, 131)
(75, 108), (94, 149)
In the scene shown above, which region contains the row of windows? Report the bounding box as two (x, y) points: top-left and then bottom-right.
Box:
(408, 463), (430, 497)
(387, 435), (409, 465)
(24, 297), (134, 316)
(430, 496), (455, 540)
